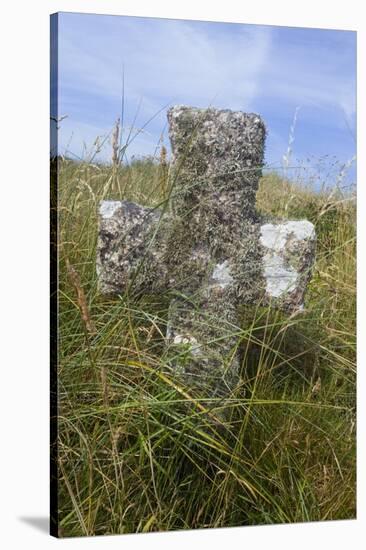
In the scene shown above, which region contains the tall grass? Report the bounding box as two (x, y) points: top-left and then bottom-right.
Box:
(56, 151), (356, 537)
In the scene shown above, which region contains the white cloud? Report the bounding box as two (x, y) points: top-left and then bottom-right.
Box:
(59, 16), (273, 114)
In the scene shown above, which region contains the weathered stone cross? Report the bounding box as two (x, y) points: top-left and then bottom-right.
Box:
(97, 106), (316, 396)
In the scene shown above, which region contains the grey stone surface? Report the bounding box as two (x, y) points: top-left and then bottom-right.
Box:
(96, 106), (316, 396)
(259, 220), (316, 310)
(96, 200), (169, 295)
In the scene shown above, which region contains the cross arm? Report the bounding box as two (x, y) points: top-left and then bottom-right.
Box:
(96, 199), (169, 295)
(226, 219), (316, 312)
(97, 200), (316, 311)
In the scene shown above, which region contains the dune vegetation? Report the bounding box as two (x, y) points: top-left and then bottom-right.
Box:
(54, 146), (356, 537)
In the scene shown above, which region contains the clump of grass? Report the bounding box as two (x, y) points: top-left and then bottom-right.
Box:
(56, 148), (356, 536)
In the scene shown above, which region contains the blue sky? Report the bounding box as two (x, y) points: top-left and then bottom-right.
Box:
(56, 12), (356, 185)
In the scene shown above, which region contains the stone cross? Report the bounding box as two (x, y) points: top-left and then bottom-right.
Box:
(97, 106), (316, 396)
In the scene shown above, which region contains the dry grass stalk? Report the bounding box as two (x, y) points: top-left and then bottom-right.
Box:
(111, 118), (120, 167)
(100, 365), (109, 406)
(282, 106), (300, 178)
(66, 258), (96, 335)
(159, 143), (168, 195)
